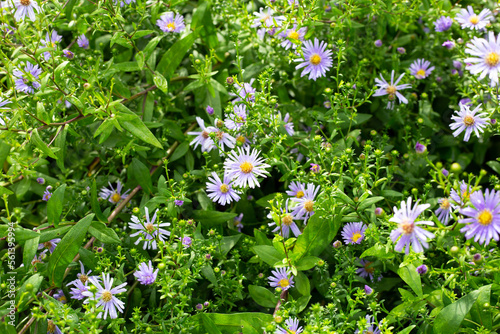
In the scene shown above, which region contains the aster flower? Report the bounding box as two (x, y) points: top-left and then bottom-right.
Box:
(77, 34), (89, 49)
(389, 197), (435, 254)
(62, 50), (74, 59)
(435, 198), (454, 225)
(286, 181), (306, 198)
(295, 38), (333, 81)
(310, 163), (320, 173)
(459, 189), (500, 246)
(99, 181), (130, 204)
(449, 103), (488, 142)
(225, 104), (247, 130)
(67, 279), (88, 300)
(53, 289), (67, 304)
(290, 183), (320, 224)
(223, 146), (270, 189)
(0, 97), (11, 109)
(279, 24), (307, 50)
(356, 259), (376, 281)
(42, 188), (52, 201)
(13, 62), (42, 94)
(364, 285), (373, 295)
(283, 113), (294, 136)
(204, 120), (236, 153)
(206, 172), (241, 205)
(251, 7), (284, 28)
(41, 30), (62, 60)
(268, 204), (302, 238)
(355, 315), (381, 334)
(188, 117), (216, 152)
(233, 213), (244, 232)
(128, 207), (171, 250)
(38, 238), (61, 253)
(47, 320), (62, 334)
(235, 134), (251, 148)
(374, 40), (382, 47)
(157, 12), (185, 33)
(82, 273), (127, 319)
(276, 318), (303, 334)
(30, 251), (46, 271)
(409, 59), (435, 79)
(174, 199), (184, 206)
(373, 70), (412, 110)
(433, 16), (453, 32)
(451, 181), (474, 207)
(134, 261), (158, 285)
(231, 80), (256, 102)
(341, 222), (367, 245)
(442, 40), (455, 49)
(180, 235), (193, 248)
(455, 6), (492, 30)
(417, 264), (428, 275)
(464, 32), (500, 86)
(13, 0), (41, 21)
(268, 267), (294, 291)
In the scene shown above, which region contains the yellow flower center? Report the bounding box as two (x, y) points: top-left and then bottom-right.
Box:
(145, 223), (156, 234)
(463, 115), (475, 126)
(485, 52), (500, 67)
(400, 219), (414, 235)
(364, 261), (375, 274)
(216, 131), (224, 141)
(202, 130), (210, 139)
(288, 31), (299, 40)
(296, 190), (304, 198)
(262, 14), (270, 22)
(167, 22), (176, 31)
(101, 290), (113, 302)
(240, 161), (253, 174)
(310, 54), (322, 65)
(43, 242), (53, 249)
(282, 214), (293, 226)
(20, 0), (31, 6)
(478, 209), (493, 226)
(416, 69), (426, 77)
(79, 274), (88, 284)
(236, 135), (246, 144)
(352, 232), (362, 243)
(58, 296), (67, 303)
(304, 200), (314, 212)
(386, 85), (397, 95)
(440, 199), (451, 209)
(278, 278), (290, 288)
(469, 15), (479, 25)
(219, 184), (229, 193)
(47, 321), (56, 333)
(111, 192), (122, 203)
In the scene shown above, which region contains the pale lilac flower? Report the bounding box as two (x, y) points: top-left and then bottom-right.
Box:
(416, 264), (428, 275)
(409, 59), (435, 79)
(67, 279), (88, 300)
(295, 38), (333, 81)
(341, 222), (367, 245)
(286, 181), (306, 198)
(129, 208), (171, 250)
(0, 97), (11, 109)
(459, 98), (472, 106)
(456, 6), (492, 30)
(356, 259), (376, 281)
(373, 70), (412, 110)
(459, 189), (500, 246)
(180, 235), (193, 248)
(355, 315), (381, 334)
(276, 318), (303, 334)
(41, 30), (62, 60)
(252, 7), (285, 28)
(453, 60), (463, 70)
(157, 12), (185, 33)
(38, 238), (61, 253)
(14, 62), (42, 94)
(204, 119), (236, 153)
(42, 189), (52, 201)
(99, 181), (130, 204)
(206, 172), (241, 205)
(62, 50), (74, 59)
(223, 146), (270, 188)
(36, 177), (45, 184)
(397, 47), (406, 54)
(13, 0), (41, 21)
(279, 24), (307, 50)
(47, 320), (62, 334)
(442, 40), (455, 49)
(268, 204), (301, 238)
(464, 32), (500, 86)
(231, 80), (256, 102)
(282, 113), (294, 136)
(450, 181), (473, 206)
(435, 198), (454, 225)
(233, 213), (244, 232)
(310, 163), (320, 173)
(389, 197), (435, 254)
(225, 104), (247, 130)
(53, 289), (67, 304)
(374, 40), (382, 47)
(134, 261), (158, 285)
(449, 103), (488, 142)
(174, 199), (183, 206)
(434, 16), (453, 32)
(82, 273), (127, 319)
(415, 141), (426, 153)
(364, 285), (373, 295)
(77, 34), (89, 49)
(290, 183), (320, 224)
(268, 267), (294, 291)
(188, 117), (216, 152)
(30, 251), (46, 271)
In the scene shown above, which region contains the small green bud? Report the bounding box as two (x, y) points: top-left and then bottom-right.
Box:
(158, 263), (166, 270)
(450, 246), (460, 255)
(450, 163), (462, 173)
(132, 207), (140, 214)
(25, 283), (34, 291)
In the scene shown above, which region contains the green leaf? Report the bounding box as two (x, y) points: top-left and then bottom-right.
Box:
(54, 125), (68, 171)
(398, 263), (422, 298)
(16, 274), (43, 312)
(295, 256), (320, 271)
(398, 325), (416, 334)
(295, 271), (311, 296)
(254, 229), (272, 246)
(143, 36), (163, 60)
(201, 265), (218, 287)
(91, 180), (108, 223)
(252, 245), (283, 266)
(128, 158), (153, 194)
(116, 107), (163, 149)
(170, 141), (189, 162)
(47, 184), (66, 228)
(153, 72), (169, 94)
(248, 285), (278, 308)
(23, 236), (40, 270)
(220, 234), (241, 256)
(48, 214), (94, 287)
(201, 314), (223, 334)
(292, 213), (339, 260)
(136, 51), (145, 70)
(39, 225), (72, 243)
(360, 244), (395, 260)
(487, 161), (500, 175)
(332, 189), (355, 206)
(156, 27), (201, 79)
(31, 129), (58, 159)
(0, 226), (38, 242)
(115, 62), (140, 72)
(469, 284), (492, 329)
(192, 210), (237, 227)
(88, 221), (121, 244)
(357, 196), (384, 211)
(191, 313), (273, 334)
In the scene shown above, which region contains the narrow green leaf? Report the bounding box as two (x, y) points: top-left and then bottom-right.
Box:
(39, 225), (72, 243)
(220, 235), (241, 256)
(201, 314), (223, 334)
(248, 285), (278, 308)
(153, 72), (168, 94)
(357, 196), (384, 210)
(16, 274), (43, 312)
(47, 184), (66, 228)
(252, 245), (283, 266)
(31, 129), (57, 159)
(88, 221), (121, 244)
(128, 158), (153, 194)
(116, 111), (163, 149)
(91, 180), (108, 223)
(136, 51), (145, 70)
(201, 265), (218, 287)
(192, 210), (237, 227)
(23, 236), (39, 270)
(170, 141), (188, 162)
(433, 288), (483, 334)
(398, 263), (422, 298)
(54, 125), (68, 171)
(292, 213), (339, 260)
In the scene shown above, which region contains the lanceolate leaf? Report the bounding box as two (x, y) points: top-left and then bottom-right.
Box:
(47, 184), (66, 228)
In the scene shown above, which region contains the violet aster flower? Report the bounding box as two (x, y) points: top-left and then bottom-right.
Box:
(225, 104), (247, 130)
(47, 320), (63, 334)
(356, 259), (376, 281)
(456, 6), (492, 30)
(374, 40), (382, 47)
(0, 97), (11, 109)
(434, 16), (453, 32)
(38, 238), (61, 253)
(53, 289), (67, 304)
(14, 62), (42, 94)
(450, 181), (473, 206)
(223, 146), (270, 188)
(82, 273), (127, 319)
(464, 32), (500, 86)
(442, 40), (455, 49)
(77, 34), (89, 49)
(62, 50), (74, 59)
(13, 0), (41, 21)
(282, 112), (294, 136)
(41, 30), (62, 60)
(99, 181), (130, 204)
(415, 141), (426, 154)
(373, 70), (412, 110)
(286, 181), (306, 198)
(295, 38), (333, 81)
(67, 279), (88, 300)
(129, 208), (171, 250)
(268, 204), (302, 238)
(409, 59), (435, 79)
(453, 60), (463, 70)
(364, 285), (373, 295)
(290, 183), (320, 224)
(231, 80), (256, 102)
(134, 261), (158, 285)
(157, 12), (185, 33)
(180, 235), (193, 248)
(42, 188), (52, 201)
(397, 47), (406, 54)
(449, 103), (488, 142)
(341, 222), (367, 245)
(310, 163), (320, 173)
(36, 177), (45, 184)
(279, 24), (307, 50)
(30, 251), (46, 271)
(355, 315), (381, 334)
(276, 318), (303, 334)
(233, 213), (244, 232)
(268, 267), (294, 291)
(206, 105), (214, 115)
(435, 198), (454, 225)
(459, 189), (500, 246)
(389, 197), (435, 254)
(174, 199), (184, 206)
(459, 98), (472, 106)
(416, 264), (428, 275)
(251, 7), (285, 28)
(206, 172), (241, 205)
(188, 117), (216, 152)
(205, 119), (236, 153)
